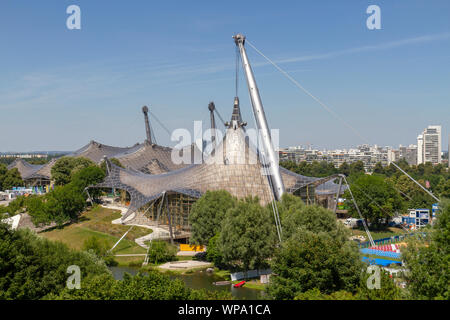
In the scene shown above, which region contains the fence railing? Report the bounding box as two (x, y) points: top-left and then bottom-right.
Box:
(358, 232), (427, 249)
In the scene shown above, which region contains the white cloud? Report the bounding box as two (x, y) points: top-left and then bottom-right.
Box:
(274, 32), (450, 64)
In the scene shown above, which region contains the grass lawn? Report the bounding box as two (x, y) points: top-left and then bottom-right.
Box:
(351, 227), (407, 240)
(39, 205), (149, 256)
(232, 280), (266, 291)
(214, 268), (231, 280)
(115, 255), (146, 267)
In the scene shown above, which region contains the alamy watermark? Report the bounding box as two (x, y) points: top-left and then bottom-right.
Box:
(65, 5), (381, 31)
(366, 5), (381, 30)
(66, 5), (81, 30)
(66, 265), (81, 289)
(366, 265), (381, 289)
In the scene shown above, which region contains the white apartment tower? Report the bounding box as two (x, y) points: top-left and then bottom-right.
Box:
(417, 125), (441, 165)
(417, 134), (423, 164)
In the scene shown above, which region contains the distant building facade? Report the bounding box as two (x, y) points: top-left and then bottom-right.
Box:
(0, 153), (48, 159)
(279, 143), (421, 172)
(280, 125), (445, 171)
(417, 125), (442, 165)
(279, 144), (392, 172)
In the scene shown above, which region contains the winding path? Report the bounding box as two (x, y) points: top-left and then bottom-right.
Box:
(101, 203), (170, 249)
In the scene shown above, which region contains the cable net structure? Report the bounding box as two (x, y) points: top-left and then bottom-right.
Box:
(7, 108), (197, 185)
(7, 158), (57, 186)
(90, 102), (342, 233)
(114, 141), (189, 174)
(67, 140), (142, 164)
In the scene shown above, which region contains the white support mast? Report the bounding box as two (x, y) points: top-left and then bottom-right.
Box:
(233, 34), (285, 200)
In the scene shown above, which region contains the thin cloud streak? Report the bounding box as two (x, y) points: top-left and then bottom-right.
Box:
(2, 32), (449, 111)
(274, 32), (450, 64)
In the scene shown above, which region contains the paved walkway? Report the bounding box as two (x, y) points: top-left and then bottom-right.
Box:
(158, 260), (212, 270)
(101, 203), (171, 249)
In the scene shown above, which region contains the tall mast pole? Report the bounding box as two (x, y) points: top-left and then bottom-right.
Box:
(233, 34), (285, 200)
(208, 102), (216, 152)
(142, 106), (152, 144)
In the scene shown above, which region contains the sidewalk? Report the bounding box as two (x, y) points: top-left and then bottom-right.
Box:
(101, 203), (171, 249)
(158, 260), (212, 270)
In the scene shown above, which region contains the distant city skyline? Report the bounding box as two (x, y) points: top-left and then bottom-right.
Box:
(1, 1), (449, 152)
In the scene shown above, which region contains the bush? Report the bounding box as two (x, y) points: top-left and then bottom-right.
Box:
(0, 222), (109, 299)
(294, 288), (357, 300)
(206, 233), (225, 268)
(82, 236), (117, 266)
(147, 240), (177, 264)
(5, 196), (27, 215)
(193, 251), (207, 261)
(52, 271), (232, 300)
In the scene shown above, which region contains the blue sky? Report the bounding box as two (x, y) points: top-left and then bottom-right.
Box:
(0, 0), (449, 152)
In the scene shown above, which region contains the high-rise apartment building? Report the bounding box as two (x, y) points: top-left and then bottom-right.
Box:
(417, 125), (441, 165)
(417, 134), (424, 164)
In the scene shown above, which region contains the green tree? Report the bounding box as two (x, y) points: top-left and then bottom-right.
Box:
(401, 199), (450, 299)
(25, 196), (49, 223)
(51, 157), (95, 186)
(383, 163), (398, 177)
(52, 271), (231, 300)
(30, 184), (86, 226)
(267, 198), (364, 299)
(278, 194), (346, 242)
(219, 197), (276, 271)
(437, 179), (450, 199)
(349, 161), (365, 175)
(280, 160), (338, 177)
(82, 236), (117, 266)
(0, 163), (8, 190)
(70, 165), (105, 200)
(356, 268), (402, 300)
(1, 168), (23, 190)
(344, 174), (404, 228)
(0, 222), (231, 301)
(24, 165), (97, 226)
(147, 240), (177, 264)
(392, 175), (435, 209)
(88, 271), (191, 300)
(338, 162), (350, 176)
(47, 273), (118, 300)
(294, 288), (357, 300)
(267, 229), (362, 299)
(189, 190), (236, 245)
(372, 162), (385, 175)
(206, 233), (225, 268)
(4, 195), (27, 215)
(71, 166), (105, 191)
(0, 222), (109, 299)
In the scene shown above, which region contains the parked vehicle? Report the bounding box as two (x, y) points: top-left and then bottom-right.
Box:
(344, 218), (363, 229)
